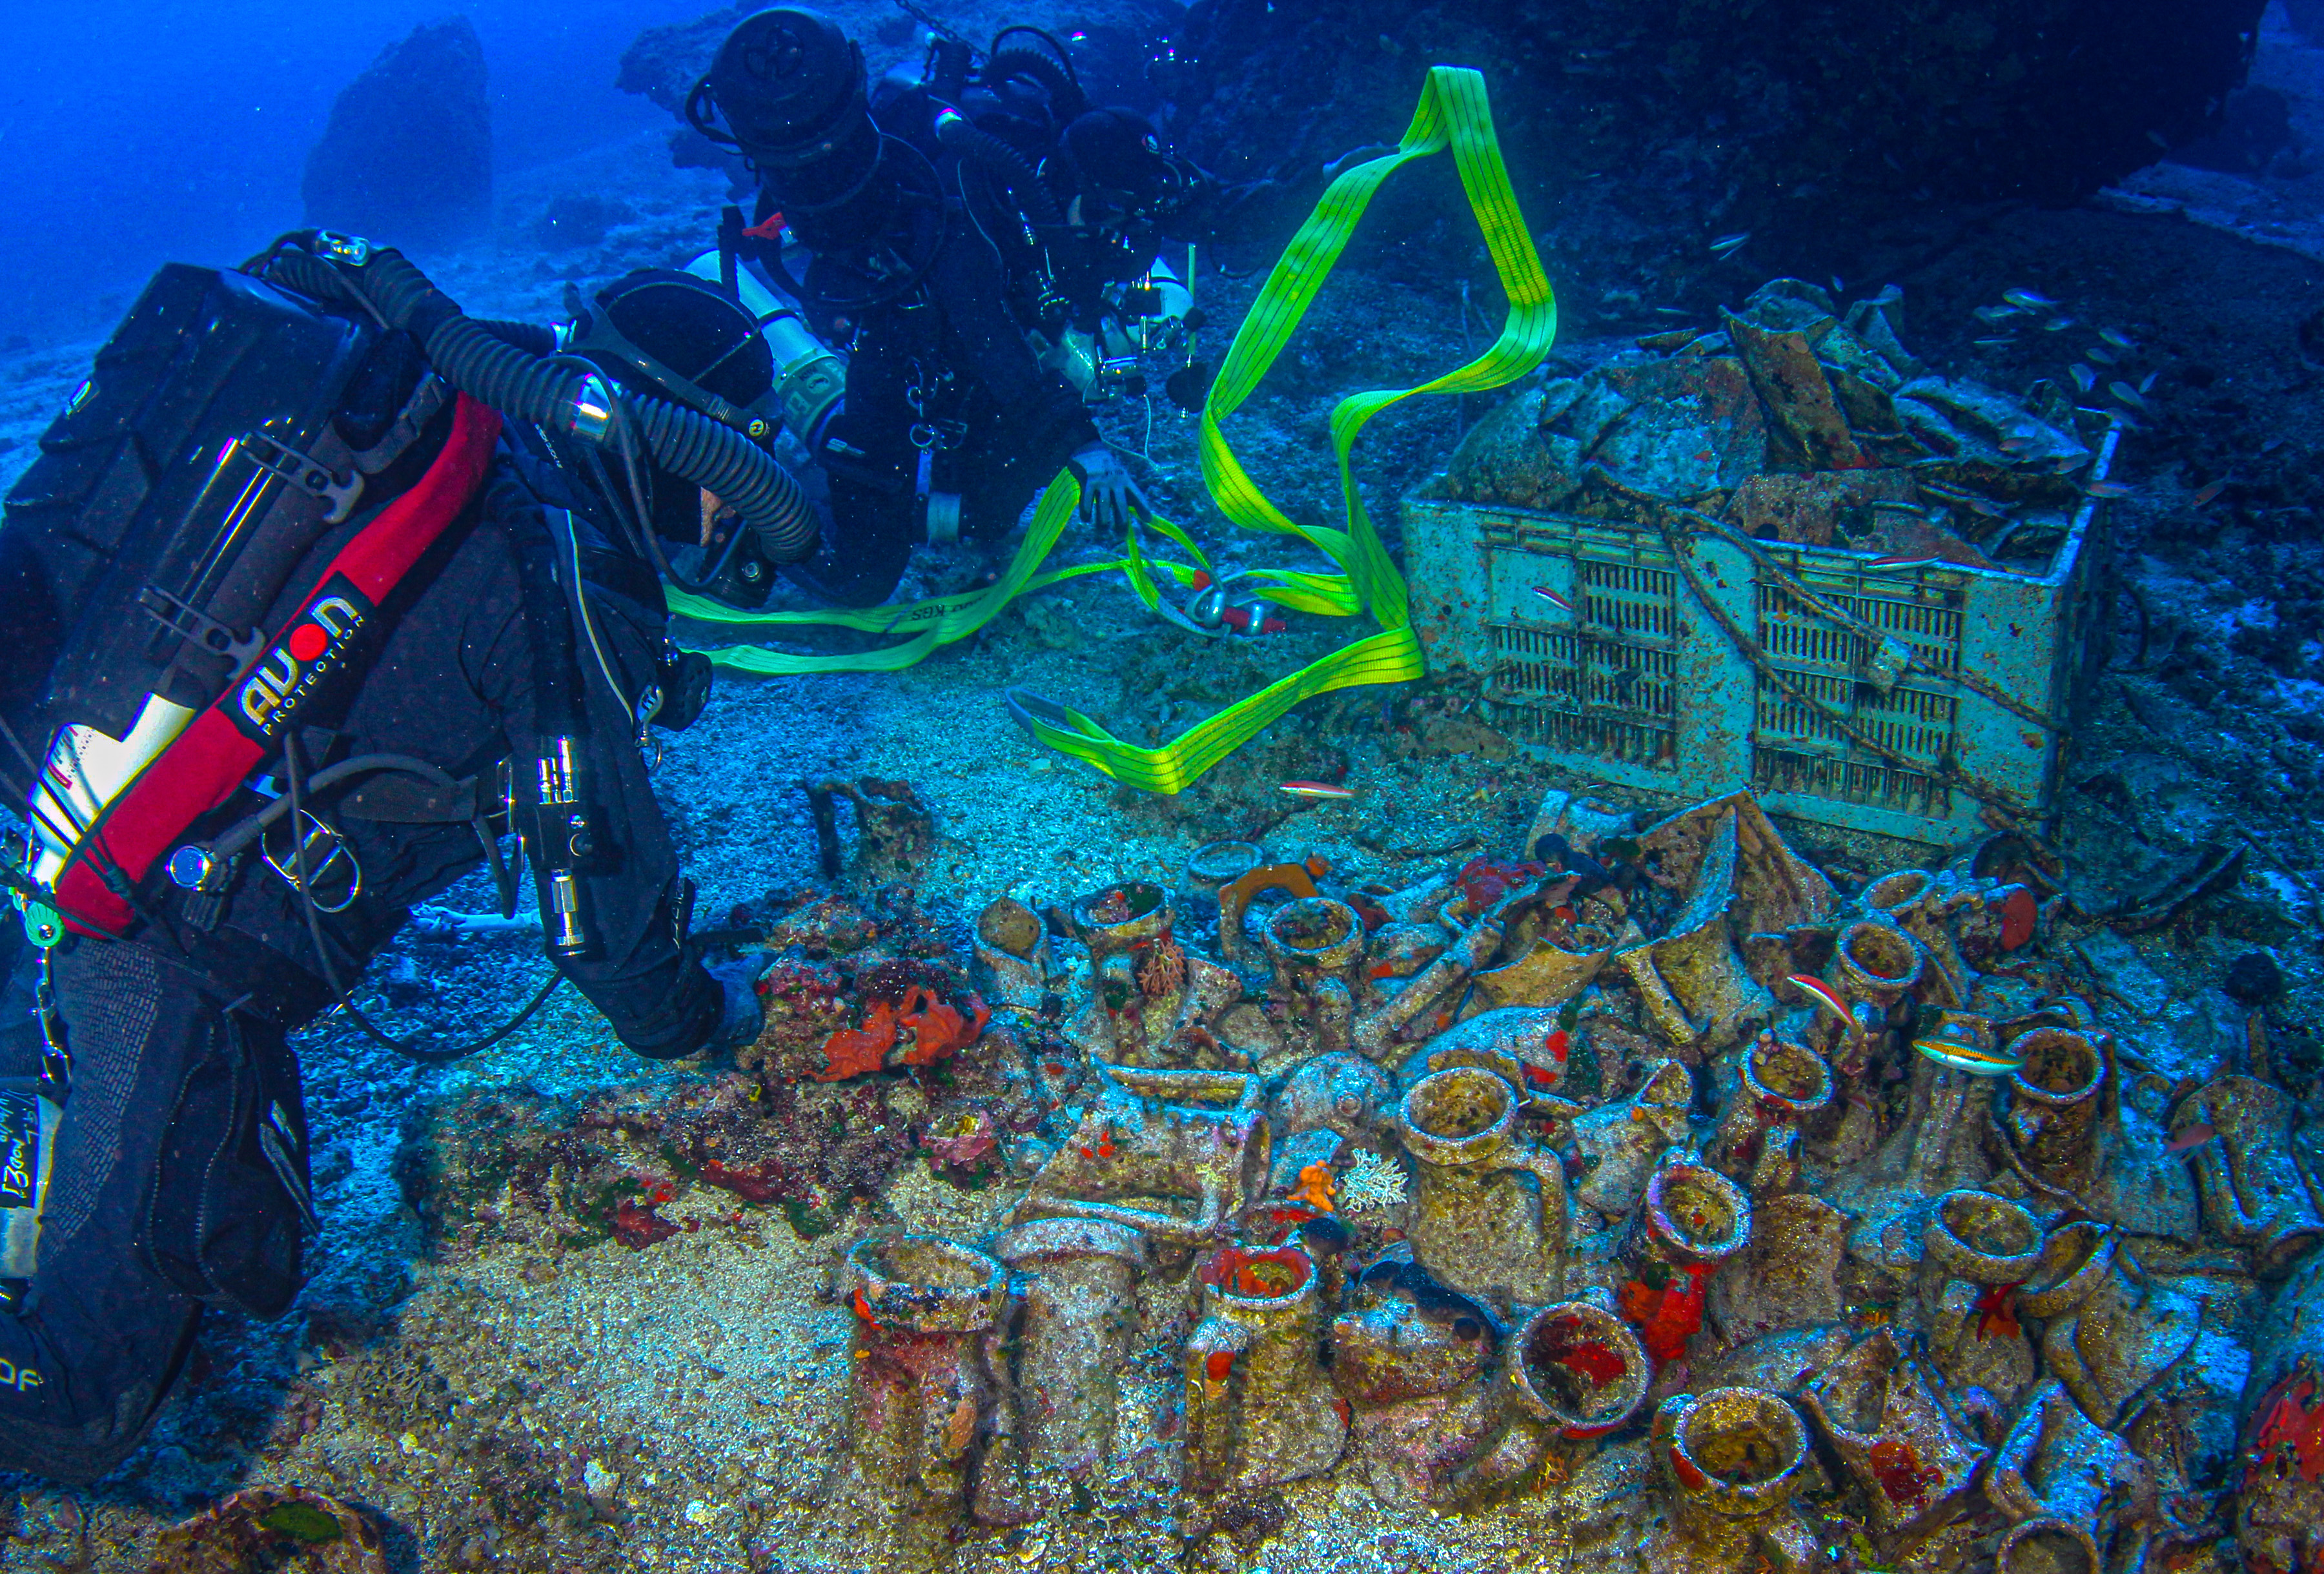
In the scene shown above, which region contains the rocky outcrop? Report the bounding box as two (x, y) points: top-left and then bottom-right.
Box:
(302, 18), (493, 250)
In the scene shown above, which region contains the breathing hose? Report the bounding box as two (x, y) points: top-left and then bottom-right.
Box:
(933, 111), (1063, 229)
(986, 29), (1086, 119)
(264, 242), (818, 563)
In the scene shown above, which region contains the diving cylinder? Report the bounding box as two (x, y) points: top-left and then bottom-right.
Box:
(684, 251), (847, 453)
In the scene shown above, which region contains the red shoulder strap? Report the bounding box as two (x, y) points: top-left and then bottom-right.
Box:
(59, 393), (504, 937)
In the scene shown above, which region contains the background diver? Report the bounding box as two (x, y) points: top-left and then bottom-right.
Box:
(685, 6), (1373, 609)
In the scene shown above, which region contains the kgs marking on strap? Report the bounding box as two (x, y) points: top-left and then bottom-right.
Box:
(229, 573), (375, 743)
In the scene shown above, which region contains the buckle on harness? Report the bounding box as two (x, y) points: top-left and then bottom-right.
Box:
(236, 432), (365, 525)
(138, 584), (263, 668)
(261, 810), (362, 914)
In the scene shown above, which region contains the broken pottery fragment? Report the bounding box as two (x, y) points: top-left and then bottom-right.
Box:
(1573, 1059), (1696, 1216)
(1802, 1327), (1986, 1533)
(1394, 1005), (1573, 1103)
(2017, 1221), (2201, 1431)
(2177, 1074), (2324, 1274)
(1016, 1063), (1267, 1243)
(1983, 1378), (2157, 1528)
(1709, 1193), (1846, 1342)
(1613, 809), (1775, 1052)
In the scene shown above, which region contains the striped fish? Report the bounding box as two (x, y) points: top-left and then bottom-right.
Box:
(1911, 1036), (2024, 1077)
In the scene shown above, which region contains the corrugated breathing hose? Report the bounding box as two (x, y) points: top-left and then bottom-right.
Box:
(265, 243), (818, 562)
(934, 111), (1063, 228)
(984, 46), (1086, 122)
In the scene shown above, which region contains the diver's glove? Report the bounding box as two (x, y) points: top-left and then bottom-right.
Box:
(1068, 443), (1151, 531)
(704, 954), (773, 1055)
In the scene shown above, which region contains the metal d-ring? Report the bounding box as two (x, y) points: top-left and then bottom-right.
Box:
(262, 810), (363, 914)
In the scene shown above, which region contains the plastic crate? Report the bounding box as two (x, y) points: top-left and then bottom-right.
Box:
(1403, 451), (2114, 845)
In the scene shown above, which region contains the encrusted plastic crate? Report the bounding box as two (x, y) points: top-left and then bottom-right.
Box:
(1404, 454), (2113, 845)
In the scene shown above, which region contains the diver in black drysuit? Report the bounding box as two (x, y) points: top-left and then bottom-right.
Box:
(0, 275), (770, 1484)
(704, 12), (1332, 609)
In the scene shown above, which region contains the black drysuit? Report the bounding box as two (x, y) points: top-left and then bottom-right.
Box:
(0, 457), (720, 1482)
(781, 81), (1101, 609)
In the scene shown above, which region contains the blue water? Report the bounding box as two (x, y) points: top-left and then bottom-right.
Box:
(0, 0), (706, 344)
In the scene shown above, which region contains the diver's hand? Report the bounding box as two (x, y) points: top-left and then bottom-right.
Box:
(704, 953), (773, 1055)
(1068, 443), (1151, 530)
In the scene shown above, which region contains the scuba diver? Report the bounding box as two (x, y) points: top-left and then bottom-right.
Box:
(684, 8), (1349, 609)
(0, 238), (810, 1480)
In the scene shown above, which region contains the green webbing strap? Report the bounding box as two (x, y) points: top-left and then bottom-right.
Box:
(671, 65), (1556, 792)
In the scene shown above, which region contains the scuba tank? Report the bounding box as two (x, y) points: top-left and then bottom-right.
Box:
(682, 248), (847, 455)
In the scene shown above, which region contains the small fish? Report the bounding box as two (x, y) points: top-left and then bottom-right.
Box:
(2099, 327), (2136, 351)
(2086, 345), (2120, 366)
(2193, 478), (2228, 506)
(1866, 554), (1943, 571)
(1279, 780), (1354, 801)
(1973, 337), (2017, 348)
(2084, 479), (2134, 498)
(2041, 315), (2076, 332)
(1786, 974), (1853, 1023)
(2139, 371), (2159, 394)
(1709, 231), (1751, 256)
(2068, 363), (2097, 393)
(2165, 1123), (2217, 1152)
(1972, 304), (2024, 325)
(1911, 1036), (2024, 1077)
(2001, 288), (2058, 312)
(1653, 305), (1694, 317)
(2108, 380), (2148, 409)
(1531, 585), (1575, 613)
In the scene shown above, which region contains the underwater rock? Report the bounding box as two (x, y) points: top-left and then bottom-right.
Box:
(301, 18), (491, 250)
(1165, 0), (2265, 322)
(151, 1487), (385, 1573)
